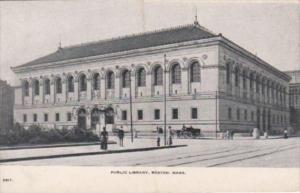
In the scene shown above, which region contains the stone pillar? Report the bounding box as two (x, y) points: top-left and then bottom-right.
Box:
(50, 79), (55, 103)
(115, 73), (120, 99)
(146, 71), (152, 97)
(182, 67), (188, 94)
(86, 107), (91, 129)
(165, 70), (170, 96)
(100, 77), (105, 99)
(131, 72), (136, 98)
(62, 79), (67, 103)
(29, 81), (33, 105)
(74, 80), (79, 101)
(39, 80), (44, 104)
(87, 78), (92, 100)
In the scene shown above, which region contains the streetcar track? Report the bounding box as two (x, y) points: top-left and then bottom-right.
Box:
(167, 143), (298, 167)
(207, 145), (300, 167)
(132, 147), (238, 166)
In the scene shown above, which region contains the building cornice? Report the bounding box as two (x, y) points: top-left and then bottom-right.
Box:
(11, 37), (220, 73)
(12, 35), (291, 83)
(218, 37), (291, 82)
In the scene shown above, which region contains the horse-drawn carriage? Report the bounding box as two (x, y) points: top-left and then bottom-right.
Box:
(176, 126), (201, 138)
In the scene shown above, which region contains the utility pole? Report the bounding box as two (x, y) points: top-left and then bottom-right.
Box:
(129, 71), (134, 143)
(163, 54), (167, 146)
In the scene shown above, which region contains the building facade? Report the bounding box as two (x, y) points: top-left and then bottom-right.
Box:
(0, 79), (14, 133)
(12, 22), (290, 136)
(285, 70), (300, 131)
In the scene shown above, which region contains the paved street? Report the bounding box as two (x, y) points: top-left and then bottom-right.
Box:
(1, 137), (299, 167)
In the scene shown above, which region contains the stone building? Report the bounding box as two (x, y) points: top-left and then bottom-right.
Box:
(285, 70), (300, 131)
(11, 21), (290, 136)
(0, 79), (14, 133)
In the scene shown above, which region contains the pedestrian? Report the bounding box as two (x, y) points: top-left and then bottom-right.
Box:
(168, 126), (173, 146)
(231, 130), (235, 140)
(284, 128), (288, 139)
(157, 136), (161, 147)
(100, 127), (108, 150)
(226, 130), (230, 140)
(118, 126), (125, 147)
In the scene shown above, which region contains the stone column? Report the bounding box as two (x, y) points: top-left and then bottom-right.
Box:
(29, 80), (33, 105)
(146, 71), (152, 97)
(165, 70), (170, 96)
(50, 79), (55, 103)
(181, 67), (189, 94)
(74, 80), (79, 101)
(86, 107), (91, 129)
(62, 78), (67, 103)
(131, 72), (136, 98)
(100, 77), (105, 99)
(115, 73), (120, 99)
(87, 77), (92, 101)
(39, 80), (44, 104)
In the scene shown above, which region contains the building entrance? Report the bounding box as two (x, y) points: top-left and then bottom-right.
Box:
(78, 108), (87, 129)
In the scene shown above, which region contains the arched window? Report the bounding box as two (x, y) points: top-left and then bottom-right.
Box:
(122, 69), (130, 88)
(190, 62), (200, 82)
(171, 63), (181, 84)
(56, 77), (62, 94)
(226, 63), (231, 84)
(67, 76), (74, 92)
(79, 74), (87, 92)
(34, 80), (39, 96)
(44, 79), (50, 95)
(106, 71), (115, 89)
(137, 68), (146, 87)
(93, 73), (100, 90)
(154, 65), (163, 86)
(234, 67), (239, 87)
(23, 80), (29, 96)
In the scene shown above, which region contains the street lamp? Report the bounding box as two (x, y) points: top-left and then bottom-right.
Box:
(129, 70), (134, 143)
(163, 54), (167, 146)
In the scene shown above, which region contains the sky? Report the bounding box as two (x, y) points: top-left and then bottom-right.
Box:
(0, 0), (299, 86)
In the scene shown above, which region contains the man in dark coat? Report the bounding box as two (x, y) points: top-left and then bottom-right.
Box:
(100, 127), (108, 150)
(118, 126), (125, 147)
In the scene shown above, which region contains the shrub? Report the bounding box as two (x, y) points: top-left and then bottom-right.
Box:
(0, 124), (99, 146)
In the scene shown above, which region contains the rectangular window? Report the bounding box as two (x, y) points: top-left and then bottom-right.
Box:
(228, 108), (232, 120)
(191, 108), (198, 119)
(154, 109), (160, 120)
(251, 111), (254, 121)
(67, 112), (72, 121)
(33, 114), (37, 122)
(55, 113), (60, 122)
(23, 114), (27, 123)
(237, 108), (240, 120)
(137, 110), (143, 120)
(172, 108), (178, 119)
(244, 109), (247, 121)
(44, 113), (48, 122)
(122, 110), (127, 121)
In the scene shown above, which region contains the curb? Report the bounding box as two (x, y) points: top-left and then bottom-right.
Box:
(0, 141), (116, 151)
(0, 144), (187, 163)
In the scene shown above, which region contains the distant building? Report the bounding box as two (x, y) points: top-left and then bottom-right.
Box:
(12, 21), (290, 137)
(285, 70), (300, 131)
(0, 79), (14, 133)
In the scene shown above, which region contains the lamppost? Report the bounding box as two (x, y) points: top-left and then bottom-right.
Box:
(163, 54), (167, 146)
(129, 70), (134, 143)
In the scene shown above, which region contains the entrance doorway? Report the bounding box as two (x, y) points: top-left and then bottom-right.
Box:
(91, 108), (100, 129)
(105, 107), (114, 125)
(77, 108), (87, 129)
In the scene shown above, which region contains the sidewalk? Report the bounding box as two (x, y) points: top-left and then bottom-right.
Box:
(0, 137), (186, 163)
